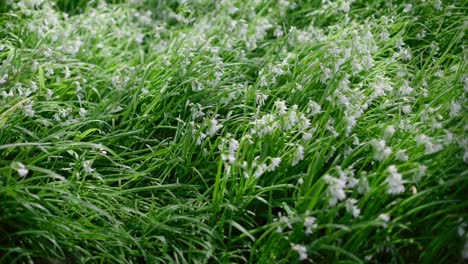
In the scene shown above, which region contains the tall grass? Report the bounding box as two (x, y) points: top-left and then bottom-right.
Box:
(0, 0), (467, 263)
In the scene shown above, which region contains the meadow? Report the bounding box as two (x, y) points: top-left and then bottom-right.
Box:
(0, 0), (467, 263)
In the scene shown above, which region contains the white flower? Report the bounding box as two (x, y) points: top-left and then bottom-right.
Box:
(415, 164), (427, 182)
(307, 100), (322, 115)
(450, 101), (461, 117)
(23, 102), (35, 117)
(83, 160), (95, 174)
(398, 80), (413, 96)
(255, 93), (268, 106)
(267, 157), (282, 172)
(345, 198), (361, 218)
(324, 174), (347, 206)
(403, 4), (413, 12)
(320, 64), (332, 84)
(291, 244), (308, 260)
(357, 175), (370, 194)
(79, 108), (87, 118)
(401, 105), (411, 114)
(396, 149), (409, 161)
(292, 145), (304, 166)
(0, 74), (8, 84)
(372, 139), (392, 161)
(387, 165), (405, 195)
(274, 99), (288, 114)
(63, 66), (71, 79)
(378, 213), (391, 228)
(221, 138), (239, 164)
(384, 126), (396, 138)
(415, 134), (443, 154)
(206, 119), (222, 136)
(304, 216), (317, 234)
(14, 162), (29, 177)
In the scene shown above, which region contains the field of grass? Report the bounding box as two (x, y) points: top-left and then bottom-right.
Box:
(0, 0), (467, 263)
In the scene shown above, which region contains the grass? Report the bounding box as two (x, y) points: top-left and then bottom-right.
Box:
(0, 0), (467, 263)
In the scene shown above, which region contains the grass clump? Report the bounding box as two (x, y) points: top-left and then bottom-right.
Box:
(0, 0), (467, 263)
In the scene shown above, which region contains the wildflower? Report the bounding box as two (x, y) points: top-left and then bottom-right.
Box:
(13, 162), (29, 177)
(63, 66), (71, 79)
(378, 213), (391, 228)
(401, 105), (411, 114)
(320, 64), (332, 84)
(357, 174), (370, 194)
(206, 118), (222, 136)
(274, 99), (288, 114)
(403, 4), (413, 13)
(304, 216), (317, 234)
(380, 29), (390, 41)
(415, 134), (443, 154)
(267, 157), (282, 172)
(292, 145), (304, 166)
(0, 74), (7, 85)
(450, 101), (461, 117)
(387, 165), (405, 195)
(83, 160), (95, 174)
(255, 92), (268, 106)
(276, 212), (292, 233)
(384, 125), (396, 139)
(345, 198), (361, 218)
(341, 0), (351, 13)
(372, 139), (392, 161)
(324, 174), (347, 206)
(291, 244), (308, 260)
(45, 89), (53, 100)
(221, 138), (239, 164)
(415, 164), (427, 182)
(398, 80), (413, 96)
(79, 108), (87, 118)
(396, 149), (409, 161)
(23, 102), (35, 117)
(307, 100), (322, 115)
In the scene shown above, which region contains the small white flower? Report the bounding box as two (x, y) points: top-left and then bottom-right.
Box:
(221, 138), (239, 164)
(304, 216), (317, 234)
(79, 108), (87, 118)
(357, 174), (370, 194)
(267, 157), (282, 172)
(14, 162), (29, 177)
(274, 99), (288, 114)
(387, 165), (405, 195)
(255, 93), (268, 106)
(253, 163), (267, 178)
(63, 66), (71, 79)
(403, 4), (413, 13)
(384, 126), (396, 139)
(372, 139), (392, 161)
(291, 244), (308, 260)
(83, 160), (95, 174)
(307, 100), (322, 116)
(23, 102), (35, 117)
(292, 145), (304, 166)
(450, 101), (461, 117)
(378, 213), (391, 228)
(402, 105), (411, 114)
(396, 149), (409, 161)
(324, 174), (347, 206)
(206, 119), (222, 136)
(345, 198), (361, 218)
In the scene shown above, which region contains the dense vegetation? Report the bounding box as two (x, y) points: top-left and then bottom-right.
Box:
(0, 0), (467, 263)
